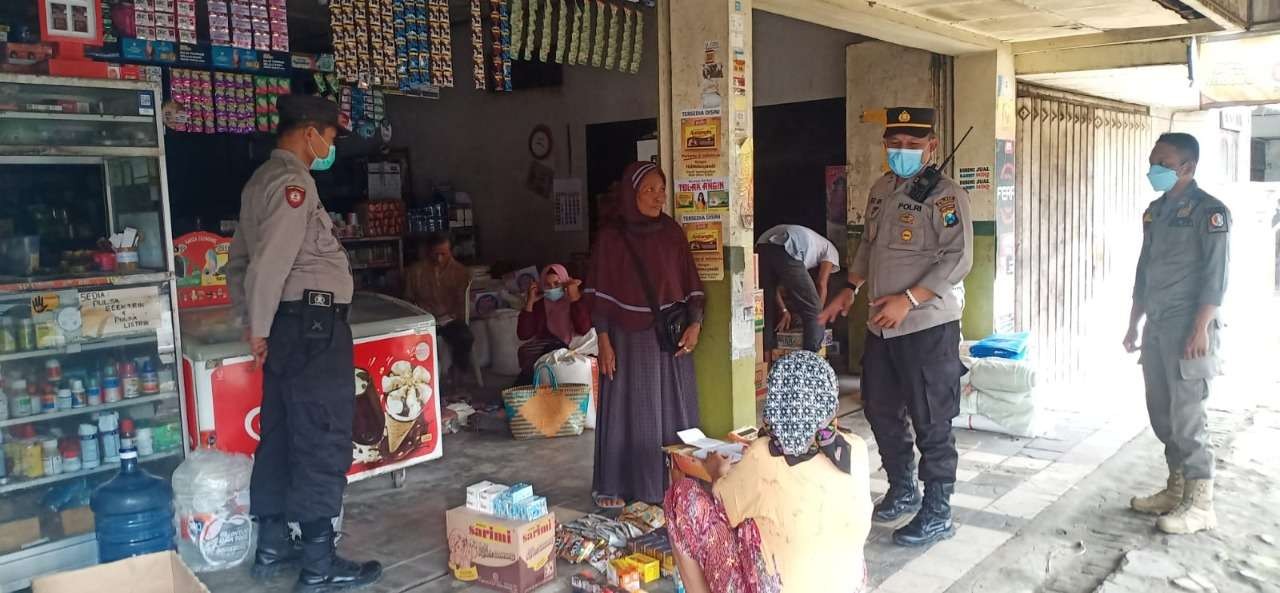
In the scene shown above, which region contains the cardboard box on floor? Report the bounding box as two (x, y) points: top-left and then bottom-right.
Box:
(664, 426), (759, 483)
(446, 506), (556, 593)
(32, 551), (209, 593)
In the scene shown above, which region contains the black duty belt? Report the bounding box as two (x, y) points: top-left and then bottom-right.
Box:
(277, 300), (351, 319)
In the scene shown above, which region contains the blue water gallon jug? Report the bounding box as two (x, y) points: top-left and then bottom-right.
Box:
(90, 425), (175, 563)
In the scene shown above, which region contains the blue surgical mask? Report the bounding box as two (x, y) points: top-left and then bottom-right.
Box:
(544, 287), (565, 302)
(887, 148), (925, 178)
(1147, 164), (1179, 192)
(308, 130), (337, 171)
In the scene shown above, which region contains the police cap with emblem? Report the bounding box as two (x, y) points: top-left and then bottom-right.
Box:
(884, 106), (935, 139)
(278, 95), (344, 134)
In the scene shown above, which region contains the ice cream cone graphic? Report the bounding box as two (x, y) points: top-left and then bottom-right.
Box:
(381, 361), (431, 454)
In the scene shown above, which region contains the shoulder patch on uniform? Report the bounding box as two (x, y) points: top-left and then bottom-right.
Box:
(937, 196), (959, 228)
(285, 185), (306, 208)
(1207, 207), (1229, 233)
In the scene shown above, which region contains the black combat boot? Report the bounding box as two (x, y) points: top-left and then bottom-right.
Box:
(893, 482), (956, 547)
(251, 515), (302, 580)
(873, 469), (922, 523)
(296, 521), (383, 593)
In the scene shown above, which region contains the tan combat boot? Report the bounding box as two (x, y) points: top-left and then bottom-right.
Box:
(1157, 479), (1217, 534)
(1130, 471), (1184, 515)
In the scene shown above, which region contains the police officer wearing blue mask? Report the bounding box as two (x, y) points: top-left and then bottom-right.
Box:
(820, 107), (973, 547)
(1126, 133), (1230, 535)
(227, 95), (382, 591)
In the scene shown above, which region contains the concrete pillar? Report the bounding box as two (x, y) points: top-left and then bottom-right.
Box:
(661, 0), (756, 435)
(953, 47), (1017, 337)
(844, 41), (945, 371)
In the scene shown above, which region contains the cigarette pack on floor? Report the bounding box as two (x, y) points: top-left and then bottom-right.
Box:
(607, 557), (642, 591)
(468, 483), (509, 515)
(446, 506), (556, 593)
(625, 553), (660, 583)
(511, 495), (548, 521)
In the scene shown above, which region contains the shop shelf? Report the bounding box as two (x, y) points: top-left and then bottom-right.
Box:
(0, 112), (154, 124)
(340, 236), (403, 243)
(0, 391), (178, 430)
(0, 334), (159, 364)
(0, 270), (171, 294)
(0, 449), (183, 495)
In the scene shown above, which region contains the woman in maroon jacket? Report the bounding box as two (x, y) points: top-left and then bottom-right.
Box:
(516, 264), (592, 385)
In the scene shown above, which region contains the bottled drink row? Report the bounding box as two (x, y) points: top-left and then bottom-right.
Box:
(0, 354), (179, 421)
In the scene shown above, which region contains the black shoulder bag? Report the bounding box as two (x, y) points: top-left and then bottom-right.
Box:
(619, 232), (690, 353)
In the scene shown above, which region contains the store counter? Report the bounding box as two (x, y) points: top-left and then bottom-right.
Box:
(179, 291), (442, 482)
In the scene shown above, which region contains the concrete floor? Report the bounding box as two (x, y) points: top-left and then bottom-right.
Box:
(198, 334), (1280, 593)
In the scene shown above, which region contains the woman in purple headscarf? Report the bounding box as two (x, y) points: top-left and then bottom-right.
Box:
(586, 161), (706, 508)
(515, 264), (592, 385)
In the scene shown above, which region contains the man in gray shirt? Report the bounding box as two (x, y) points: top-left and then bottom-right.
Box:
(756, 224), (840, 353)
(1125, 132), (1230, 535)
(820, 107), (973, 547)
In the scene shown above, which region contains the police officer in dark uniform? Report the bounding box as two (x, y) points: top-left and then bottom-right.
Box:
(1125, 132), (1229, 535)
(820, 107), (973, 547)
(226, 95), (382, 591)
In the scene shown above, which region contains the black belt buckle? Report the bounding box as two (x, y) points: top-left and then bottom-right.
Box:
(302, 290), (335, 340)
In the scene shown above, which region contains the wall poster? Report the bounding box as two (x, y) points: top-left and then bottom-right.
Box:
(678, 212), (724, 281)
(679, 108), (723, 178)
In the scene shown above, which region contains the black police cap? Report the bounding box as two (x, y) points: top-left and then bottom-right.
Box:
(884, 107), (935, 138)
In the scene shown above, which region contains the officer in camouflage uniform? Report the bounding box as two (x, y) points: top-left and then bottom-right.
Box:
(821, 107), (973, 547)
(227, 95), (381, 591)
(1125, 132), (1229, 535)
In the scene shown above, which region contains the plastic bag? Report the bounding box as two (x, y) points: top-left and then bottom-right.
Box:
(536, 330), (600, 428)
(171, 447), (255, 572)
(969, 332), (1031, 360)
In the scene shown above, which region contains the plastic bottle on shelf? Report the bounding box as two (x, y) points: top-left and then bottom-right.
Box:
(62, 441), (81, 473)
(0, 317), (16, 353)
(91, 420), (176, 563)
(22, 438), (42, 478)
(0, 432), (6, 480)
(80, 423), (101, 469)
(41, 384), (58, 413)
(121, 363), (140, 399)
(100, 413), (121, 464)
(45, 359), (63, 383)
(9, 379), (31, 418)
(135, 426), (155, 456)
(140, 359), (160, 395)
(0, 384), (8, 422)
(103, 364), (122, 403)
(42, 438), (62, 476)
(86, 377), (103, 406)
(70, 379), (87, 408)
(56, 387), (74, 411)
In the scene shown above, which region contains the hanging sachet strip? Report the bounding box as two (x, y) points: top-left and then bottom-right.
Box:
(539, 0), (554, 62)
(629, 7), (643, 74)
(591, 0), (606, 67)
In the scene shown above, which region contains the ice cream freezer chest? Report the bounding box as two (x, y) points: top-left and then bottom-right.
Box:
(179, 292), (442, 482)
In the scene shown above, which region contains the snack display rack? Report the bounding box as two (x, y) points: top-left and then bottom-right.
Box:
(0, 74), (187, 590)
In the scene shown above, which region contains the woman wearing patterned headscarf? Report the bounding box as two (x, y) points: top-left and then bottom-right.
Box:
(664, 351), (872, 593)
(586, 161), (705, 509)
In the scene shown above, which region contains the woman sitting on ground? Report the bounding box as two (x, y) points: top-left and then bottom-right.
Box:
(665, 350), (872, 593)
(515, 264), (591, 385)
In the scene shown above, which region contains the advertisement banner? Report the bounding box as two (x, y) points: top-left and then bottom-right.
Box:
(679, 213), (725, 281)
(185, 329), (443, 481)
(674, 178), (728, 213)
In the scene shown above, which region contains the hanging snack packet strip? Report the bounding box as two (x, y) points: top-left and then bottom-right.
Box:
(510, 0), (524, 59)
(591, 0), (606, 67)
(578, 0), (592, 65)
(604, 2), (618, 70)
(619, 6), (633, 73)
(556, 0), (568, 63)
(352, 0), (370, 85)
(568, 0), (582, 65)
(629, 7), (643, 74)
(501, 0), (514, 90)
(539, 0), (554, 62)
(471, 0), (486, 89)
(524, 0), (539, 61)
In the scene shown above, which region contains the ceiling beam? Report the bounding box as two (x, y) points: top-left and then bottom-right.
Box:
(1014, 39), (1189, 76)
(755, 0), (1004, 56)
(1011, 20), (1221, 54)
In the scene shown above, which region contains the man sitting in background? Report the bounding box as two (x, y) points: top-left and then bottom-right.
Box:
(405, 234), (474, 384)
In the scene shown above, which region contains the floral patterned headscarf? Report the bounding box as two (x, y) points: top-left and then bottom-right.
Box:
(761, 351), (851, 474)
